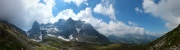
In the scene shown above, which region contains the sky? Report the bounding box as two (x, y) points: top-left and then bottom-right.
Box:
(0, 0), (180, 36)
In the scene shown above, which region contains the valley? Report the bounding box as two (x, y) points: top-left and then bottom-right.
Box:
(0, 18), (180, 50)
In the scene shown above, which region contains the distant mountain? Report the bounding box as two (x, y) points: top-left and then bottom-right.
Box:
(147, 24), (180, 50)
(0, 20), (146, 50)
(0, 21), (40, 50)
(27, 18), (110, 44)
(108, 33), (158, 44)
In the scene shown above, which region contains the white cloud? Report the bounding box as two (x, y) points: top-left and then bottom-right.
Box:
(22, 0), (55, 30)
(135, 7), (143, 13)
(142, 0), (180, 29)
(128, 21), (138, 27)
(53, 7), (154, 36)
(0, 0), (157, 36)
(93, 0), (116, 20)
(50, 9), (77, 23)
(0, 0), (55, 30)
(95, 21), (146, 36)
(63, 0), (88, 6)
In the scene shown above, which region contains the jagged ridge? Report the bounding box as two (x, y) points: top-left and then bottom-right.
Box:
(28, 18), (110, 44)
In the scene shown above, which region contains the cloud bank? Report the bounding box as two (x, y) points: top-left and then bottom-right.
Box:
(0, 0), (158, 36)
(63, 0), (88, 6)
(93, 0), (116, 20)
(142, 0), (180, 29)
(0, 0), (55, 30)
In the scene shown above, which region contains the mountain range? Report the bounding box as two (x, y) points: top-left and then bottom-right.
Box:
(1, 18), (180, 50)
(27, 18), (110, 44)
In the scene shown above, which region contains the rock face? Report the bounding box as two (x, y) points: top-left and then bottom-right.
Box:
(27, 18), (110, 44)
(147, 24), (180, 50)
(28, 21), (41, 41)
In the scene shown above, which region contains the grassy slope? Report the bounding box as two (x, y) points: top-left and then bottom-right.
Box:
(0, 22), (35, 50)
(41, 36), (146, 50)
(0, 21), (149, 50)
(146, 25), (180, 50)
(0, 21), (60, 50)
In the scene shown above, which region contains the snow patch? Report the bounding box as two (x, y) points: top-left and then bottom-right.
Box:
(76, 38), (79, 42)
(38, 26), (42, 41)
(58, 36), (70, 41)
(69, 34), (73, 40)
(76, 28), (81, 33)
(54, 27), (59, 31)
(38, 32), (42, 40)
(44, 27), (59, 33)
(41, 25), (59, 33)
(40, 26), (45, 30)
(47, 34), (56, 37)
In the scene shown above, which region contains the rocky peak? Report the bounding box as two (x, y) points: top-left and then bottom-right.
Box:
(27, 19), (110, 44)
(66, 17), (75, 23)
(67, 17), (73, 21)
(31, 21), (40, 32)
(27, 21), (41, 40)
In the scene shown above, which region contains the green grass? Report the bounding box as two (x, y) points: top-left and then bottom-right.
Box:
(146, 25), (180, 50)
(37, 44), (58, 50)
(0, 26), (29, 50)
(41, 37), (146, 50)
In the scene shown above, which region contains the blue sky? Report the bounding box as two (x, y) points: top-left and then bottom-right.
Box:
(113, 0), (168, 33)
(1, 0), (180, 36)
(39, 0), (168, 33)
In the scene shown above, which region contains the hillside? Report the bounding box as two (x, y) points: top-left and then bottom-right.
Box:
(4, 19), (180, 50)
(41, 36), (146, 50)
(0, 21), (38, 50)
(0, 21), (58, 50)
(147, 24), (180, 50)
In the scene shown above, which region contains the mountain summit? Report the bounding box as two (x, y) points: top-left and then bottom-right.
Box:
(27, 18), (110, 44)
(27, 21), (42, 41)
